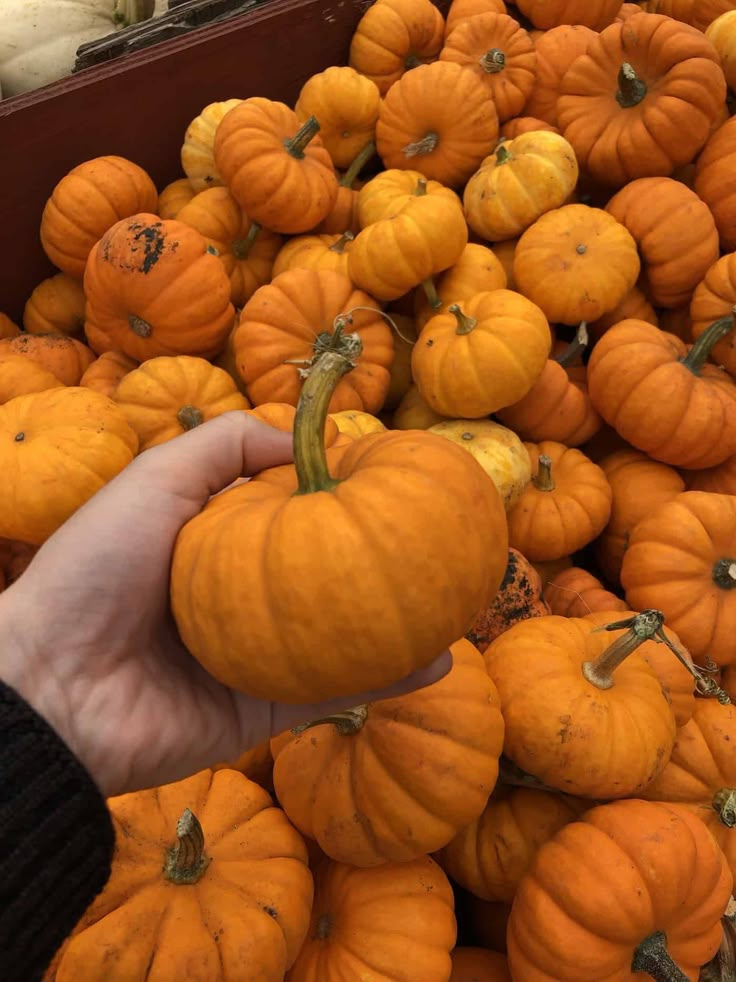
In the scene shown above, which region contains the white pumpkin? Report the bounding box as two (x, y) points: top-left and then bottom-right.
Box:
(0, 0), (155, 98)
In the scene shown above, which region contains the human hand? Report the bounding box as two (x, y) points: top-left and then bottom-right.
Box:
(0, 412), (450, 798)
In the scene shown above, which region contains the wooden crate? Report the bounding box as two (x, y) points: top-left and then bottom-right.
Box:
(0, 0), (367, 321)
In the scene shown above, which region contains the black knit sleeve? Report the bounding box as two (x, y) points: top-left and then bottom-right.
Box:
(0, 680), (114, 982)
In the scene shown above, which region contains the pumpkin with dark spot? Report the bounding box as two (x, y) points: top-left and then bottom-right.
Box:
(466, 549), (549, 652)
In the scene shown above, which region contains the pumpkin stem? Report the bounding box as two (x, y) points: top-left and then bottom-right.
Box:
(291, 704), (368, 736)
(403, 132), (439, 158)
(631, 931), (689, 982)
(163, 808), (210, 885)
(713, 789), (736, 828)
(495, 143), (512, 165)
(315, 913), (333, 939)
(582, 609), (665, 689)
(329, 231), (355, 254)
(449, 303), (477, 336)
(681, 309), (736, 375)
(616, 63), (648, 108)
(177, 405), (205, 431)
(232, 221), (261, 260)
(479, 48), (506, 73)
(532, 455), (555, 491)
(421, 277), (443, 311)
(285, 115), (321, 159)
(405, 53), (422, 69)
(340, 140), (376, 189)
(293, 322), (363, 495)
(713, 558), (736, 590)
(701, 910), (736, 982)
(128, 313), (152, 338)
(555, 323), (589, 367)
(413, 177), (428, 197)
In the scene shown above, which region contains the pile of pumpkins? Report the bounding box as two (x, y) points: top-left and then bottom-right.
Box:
(3, 0), (736, 978)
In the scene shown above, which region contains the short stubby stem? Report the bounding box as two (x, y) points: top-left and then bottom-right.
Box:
(713, 558), (736, 590)
(480, 48), (505, 73)
(403, 132), (439, 158)
(449, 303), (477, 335)
(714, 788), (736, 828)
(532, 454), (555, 492)
(128, 313), (152, 337)
(631, 931), (689, 981)
(616, 62), (648, 108)
(177, 405), (204, 431)
(329, 231), (355, 254)
(163, 808), (210, 885)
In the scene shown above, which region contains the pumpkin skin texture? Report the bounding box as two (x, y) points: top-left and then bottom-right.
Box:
(450, 948), (511, 981)
(588, 282), (657, 342)
(176, 187), (282, 307)
(444, 0), (506, 36)
(271, 231), (354, 280)
(180, 98), (243, 192)
(506, 442), (612, 562)
(694, 116), (736, 253)
(40, 155), (158, 279)
(287, 855), (456, 982)
(707, 11), (736, 90)
(523, 25), (597, 127)
(329, 409), (386, 440)
(171, 426), (509, 703)
(113, 356), (250, 451)
(621, 491), (736, 667)
(348, 0), (445, 95)
(375, 62), (499, 189)
(587, 319), (736, 469)
(414, 243), (507, 331)
(412, 289), (552, 418)
(484, 614), (677, 798)
(0, 355), (63, 404)
(463, 131), (579, 242)
(465, 548), (550, 653)
(605, 177), (720, 310)
(233, 269), (393, 413)
(645, 0), (736, 33)
(157, 177), (197, 220)
(557, 14), (727, 189)
(295, 67), (381, 170)
(690, 253), (736, 379)
(499, 116), (560, 140)
(214, 98), (338, 235)
(439, 13), (536, 124)
(357, 166), (459, 226)
(506, 799), (733, 982)
(0, 333), (94, 386)
(512, 205), (641, 326)
(51, 769), (313, 981)
(392, 382), (447, 429)
(515, 0), (620, 29)
(79, 351), (138, 400)
(686, 453), (736, 496)
(428, 418), (532, 510)
(595, 449), (685, 586)
(23, 272), (86, 337)
(544, 566), (627, 618)
(0, 387), (138, 545)
(270, 639), (504, 867)
(84, 214), (235, 363)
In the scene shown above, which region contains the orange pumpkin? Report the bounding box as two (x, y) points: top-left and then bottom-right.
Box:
(686, 453), (736, 496)
(466, 548), (550, 653)
(657, 304), (693, 342)
(616, 0), (645, 19)
(605, 177), (720, 309)
(706, 11), (736, 90)
(271, 231), (354, 280)
(181, 99), (243, 192)
(0, 334), (94, 385)
(490, 237), (519, 289)
(348, 0), (445, 95)
(211, 739), (274, 790)
(414, 243), (507, 331)
(295, 67), (381, 169)
(507, 800), (733, 981)
(84, 214), (235, 362)
(587, 317), (736, 469)
(523, 25), (597, 127)
(0, 355), (63, 404)
(588, 282), (657, 342)
(499, 117), (560, 139)
(644, 0), (736, 32)
(383, 312), (417, 410)
(512, 204), (641, 326)
(544, 566), (627, 618)
(694, 116), (736, 253)
(506, 442), (612, 562)
(392, 381), (448, 429)
(214, 98), (338, 234)
(557, 14), (727, 188)
(690, 253), (736, 379)
(0, 314), (20, 340)
(329, 409), (386, 439)
(23, 273), (86, 337)
(313, 141), (374, 235)
(412, 290), (552, 418)
(595, 448), (686, 586)
(439, 13), (536, 123)
(245, 402), (340, 448)
(270, 638), (504, 866)
(445, 0), (505, 35)
(450, 948), (511, 982)
(515, 0), (621, 29)
(79, 351), (137, 399)
(157, 177), (197, 220)
(621, 491), (736, 667)
(233, 268), (393, 412)
(357, 166), (460, 226)
(375, 62), (499, 188)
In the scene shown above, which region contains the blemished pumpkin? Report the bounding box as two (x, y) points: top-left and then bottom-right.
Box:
(0, 355), (63, 404)
(621, 491), (736, 667)
(50, 769), (314, 980)
(437, 787), (586, 904)
(295, 67), (381, 170)
(557, 14), (727, 188)
(84, 214), (235, 362)
(587, 282), (657, 342)
(157, 177), (197, 220)
(412, 290), (552, 418)
(0, 387), (138, 545)
(0, 333), (94, 385)
(414, 243), (507, 331)
(348, 0), (445, 95)
(79, 350), (138, 400)
(375, 61), (500, 189)
(523, 24), (597, 127)
(605, 177), (720, 309)
(706, 11), (736, 90)
(512, 204), (641, 326)
(214, 98), (338, 235)
(484, 610), (677, 798)
(439, 13), (536, 123)
(595, 448), (686, 586)
(170, 328), (509, 703)
(694, 116), (736, 253)
(23, 273), (86, 337)
(544, 566), (627, 619)
(233, 268), (393, 413)
(499, 116), (560, 140)
(176, 187), (282, 307)
(180, 98), (243, 192)
(686, 453), (736, 496)
(690, 253), (736, 379)
(287, 855), (456, 982)
(587, 317), (736, 469)
(466, 548), (550, 653)
(270, 638), (504, 866)
(506, 442), (612, 562)
(450, 948), (511, 982)
(514, 0), (621, 29)
(463, 131), (579, 242)
(392, 382), (447, 429)
(271, 231), (354, 280)
(506, 799), (733, 982)
(113, 356), (250, 451)
(40, 155), (158, 279)
(428, 418), (532, 510)
(0, 314), (20, 340)
(329, 409), (386, 439)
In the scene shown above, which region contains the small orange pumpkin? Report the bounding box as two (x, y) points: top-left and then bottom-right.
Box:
(587, 282), (657, 342)
(444, 0), (506, 36)
(414, 243), (507, 331)
(392, 382), (447, 429)
(544, 566), (627, 618)
(271, 231), (354, 280)
(295, 67), (381, 169)
(157, 178), (197, 220)
(466, 548), (550, 653)
(515, 0), (621, 29)
(686, 453), (736, 496)
(79, 350), (138, 399)
(644, 0), (736, 33)
(499, 117), (560, 140)
(523, 25), (597, 127)
(23, 273), (86, 337)
(0, 334), (94, 386)
(694, 116), (736, 253)
(0, 355), (63, 404)
(690, 252), (736, 379)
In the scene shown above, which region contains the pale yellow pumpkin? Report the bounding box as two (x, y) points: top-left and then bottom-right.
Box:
(181, 99), (243, 192)
(330, 409), (387, 439)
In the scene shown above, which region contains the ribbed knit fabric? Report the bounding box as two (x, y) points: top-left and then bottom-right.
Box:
(0, 681), (114, 981)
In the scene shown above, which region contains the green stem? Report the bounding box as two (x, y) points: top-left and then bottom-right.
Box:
(449, 303), (477, 335)
(480, 48), (505, 73)
(532, 454), (555, 492)
(286, 115), (321, 158)
(329, 231), (354, 253)
(582, 610), (664, 690)
(682, 309), (736, 375)
(163, 809), (210, 885)
(340, 140), (376, 188)
(177, 405), (204, 431)
(421, 277), (442, 310)
(405, 53), (422, 69)
(616, 63), (648, 108)
(232, 222), (261, 260)
(495, 143), (512, 165)
(555, 323), (588, 367)
(631, 931), (688, 981)
(291, 704), (368, 736)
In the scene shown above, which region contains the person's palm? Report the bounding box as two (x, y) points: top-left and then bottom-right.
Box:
(1, 413), (449, 796)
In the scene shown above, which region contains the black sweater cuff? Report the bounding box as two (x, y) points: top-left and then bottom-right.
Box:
(0, 680), (114, 981)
